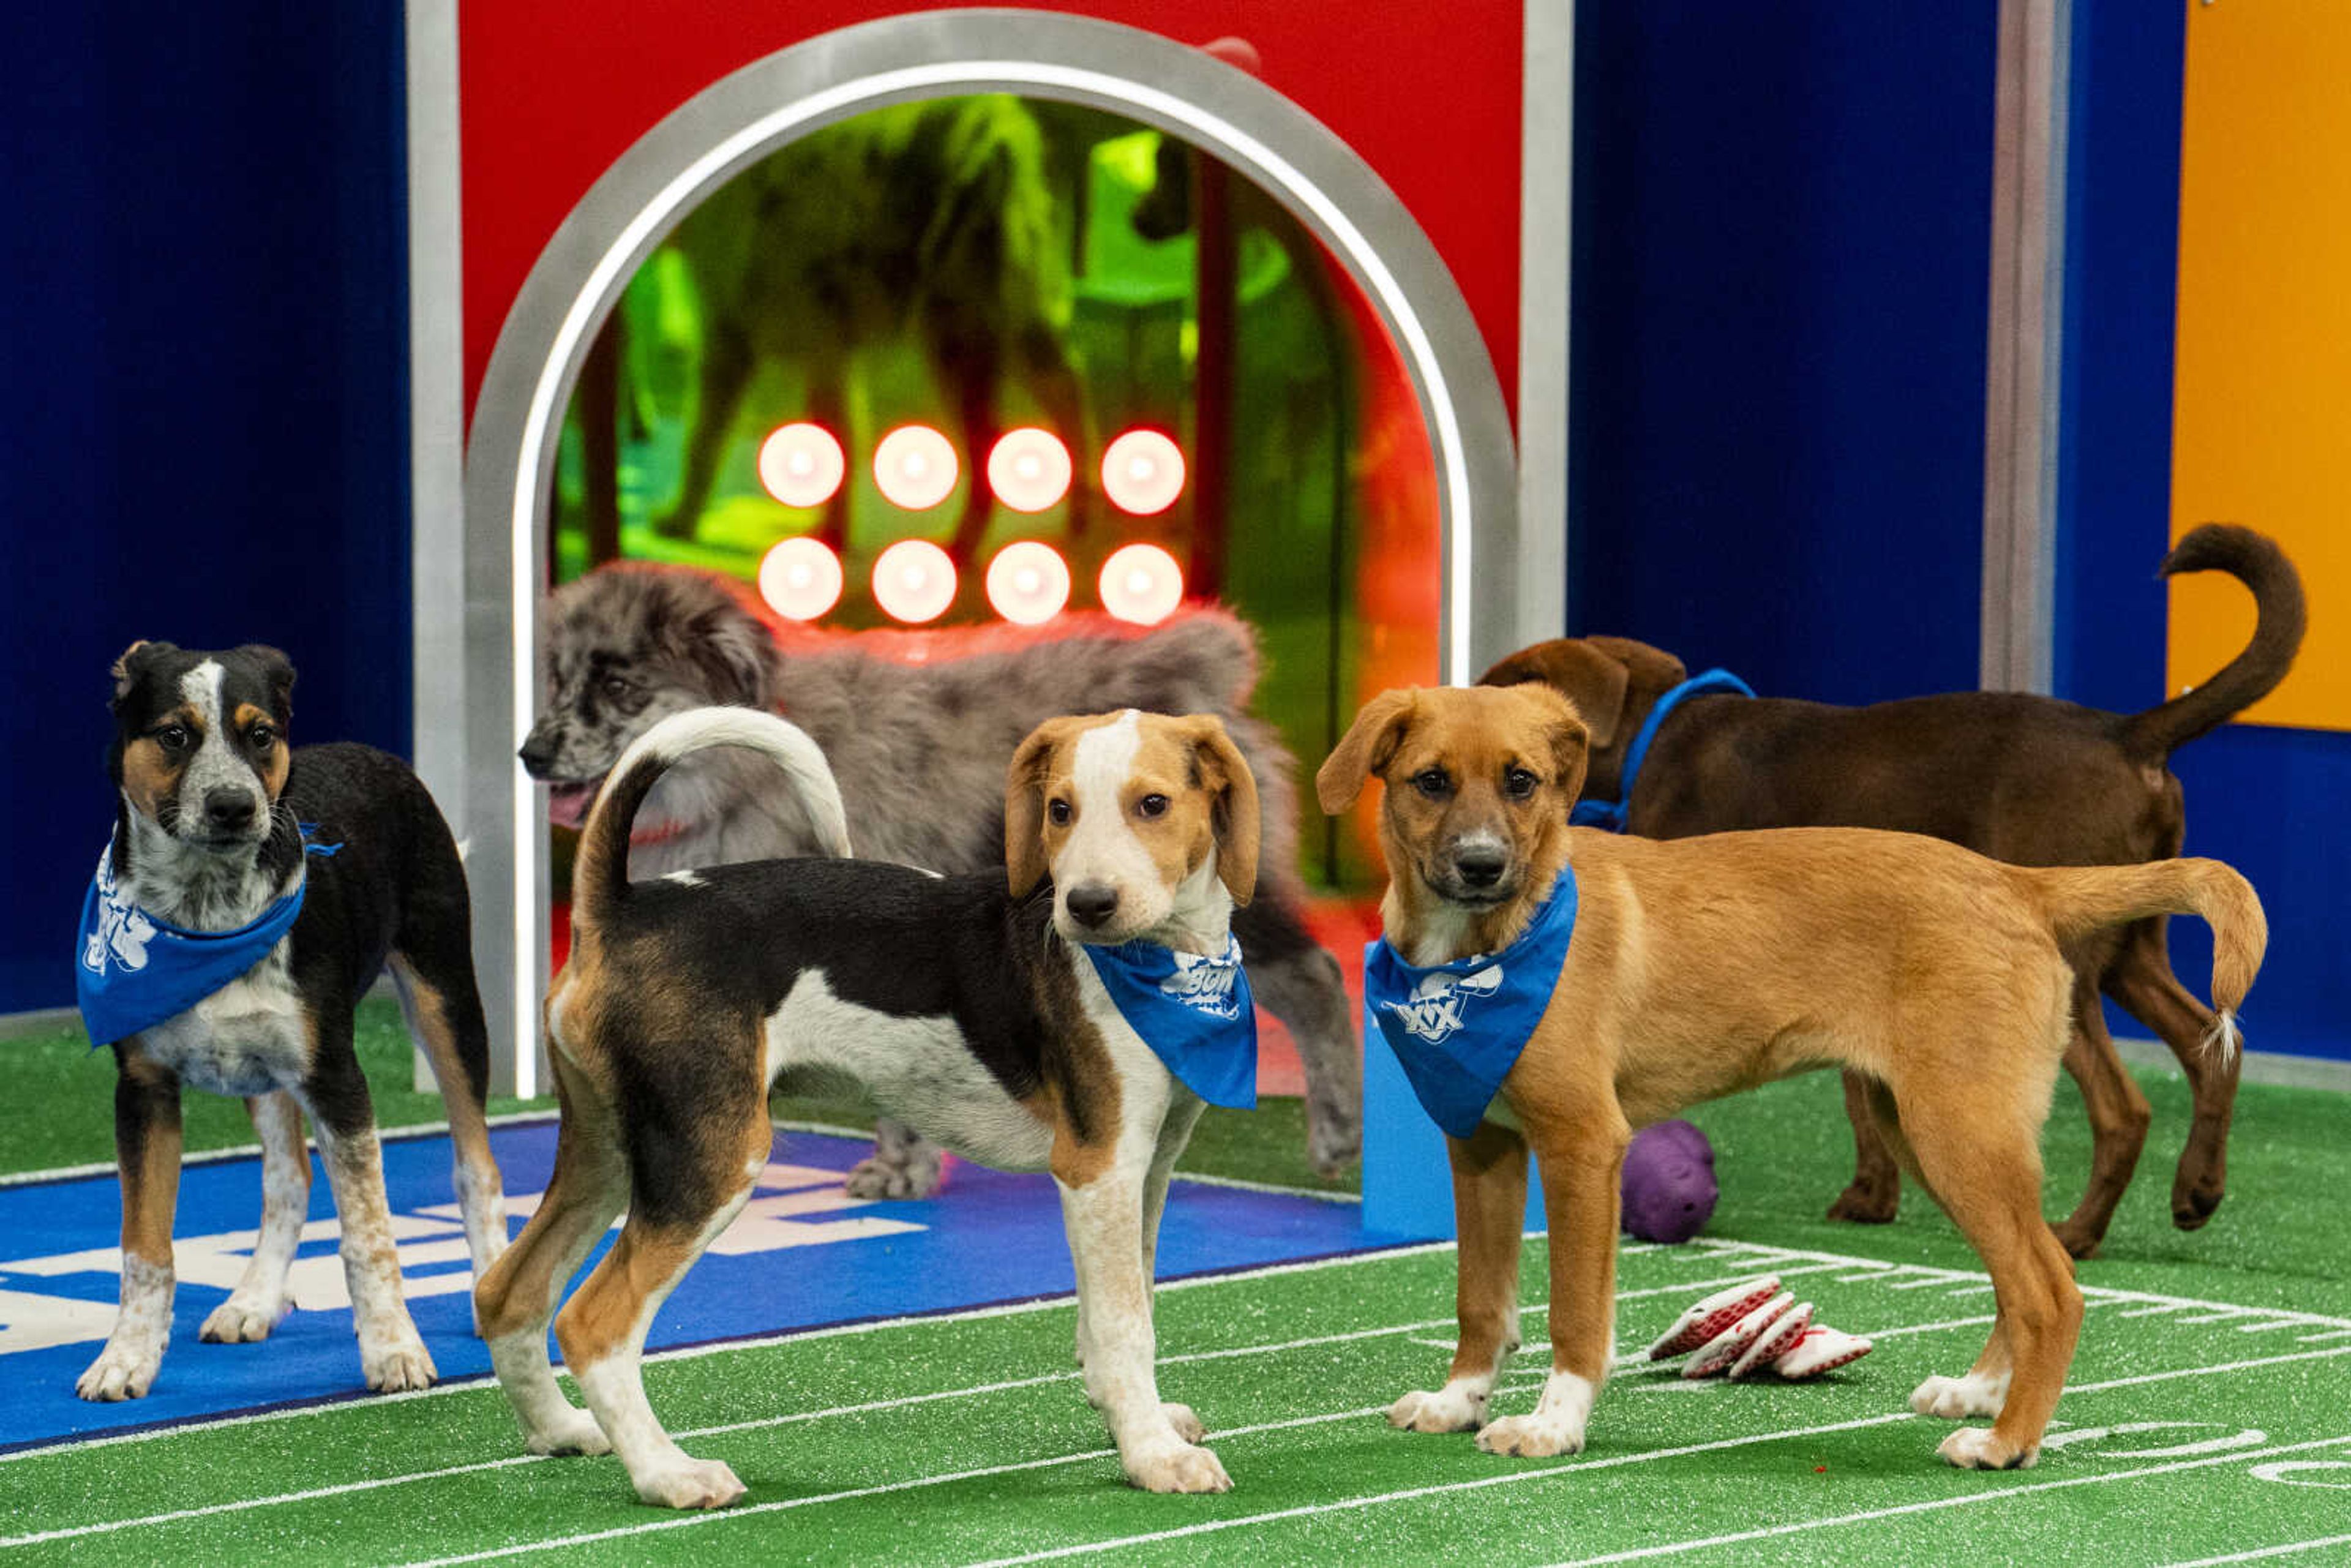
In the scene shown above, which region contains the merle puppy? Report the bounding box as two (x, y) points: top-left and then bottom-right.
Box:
(519, 563), (1361, 1193)
(80, 641), (505, 1400)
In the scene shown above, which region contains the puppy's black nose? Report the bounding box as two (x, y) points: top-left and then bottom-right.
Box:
(203, 788), (257, 833)
(1065, 883), (1121, 928)
(517, 731), (558, 776)
(1453, 846), (1507, 888)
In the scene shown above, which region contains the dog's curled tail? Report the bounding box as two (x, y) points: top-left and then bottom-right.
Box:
(2123, 525), (2306, 759)
(2031, 858), (2268, 1061)
(572, 708), (849, 932)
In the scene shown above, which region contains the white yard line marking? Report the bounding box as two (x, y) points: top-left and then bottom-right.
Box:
(2296, 1329), (2351, 1343)
(2159, 1533), (2351, 1567)
(2119, 1303), (2192, 1318)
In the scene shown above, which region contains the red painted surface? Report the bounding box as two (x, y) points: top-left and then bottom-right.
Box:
(457, 1), (1523, 429)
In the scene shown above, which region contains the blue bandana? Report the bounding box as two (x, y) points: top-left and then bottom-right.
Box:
(74, 828), (340, 1049)
(1362, 870), (1579, 1138)
(1572, 669), (1754, 831)
(1082, 934), (1258, 1109)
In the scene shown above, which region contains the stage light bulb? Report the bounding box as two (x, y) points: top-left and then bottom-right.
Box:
(757, 536), (843, 621)
(1101, 429), (1185, 516)
(986, 428), (1073, 514)
(756, 422), (845, 509)
(1098, 542), (1185, 625)
(986, 541), (1072, 626)
(872, 538), (957, 623)
(874, 425), (959, 511)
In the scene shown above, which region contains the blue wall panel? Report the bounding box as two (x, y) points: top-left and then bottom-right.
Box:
(0, 6), (412, 1012)
(1569, 4), (1998, 703)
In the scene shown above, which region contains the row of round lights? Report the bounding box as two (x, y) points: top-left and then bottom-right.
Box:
(759, 536), (1185, 628)
(757, 422), (1185, 517)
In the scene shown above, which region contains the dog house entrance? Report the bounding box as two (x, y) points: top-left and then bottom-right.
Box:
(458, 15), (1521, 1094)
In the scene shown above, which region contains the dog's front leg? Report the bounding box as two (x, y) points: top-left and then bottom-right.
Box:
(1477, 1106), (1627, 1460)
(78, 1051), (183, 1400)
(1057, 1133), (1229, 1493)
(1393, 1120), (1528, 1435)
(302, 1032), (436, 1392)
(201, 1092), (309, 1344)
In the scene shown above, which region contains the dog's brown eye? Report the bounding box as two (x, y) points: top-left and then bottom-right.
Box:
(1048, 798), (1073, 827)
(154, 725), (189, 752)
(599, 675), (632, 704)
(1136, 793), (1169, 819)
(1504, 767), (1538, 799)
(1412, 768), (1450, 799)
(249, 726), (275, 750)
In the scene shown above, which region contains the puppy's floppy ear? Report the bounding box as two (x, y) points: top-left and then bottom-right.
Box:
(1509, 685), (1592, 809)
(110, 640), (173, 708)
(1480, 639), (1633, 750)
(234, 644), (297, 722)
(1316, 689), (1416, 814)
(1005, 716), (1079, 898)
(679, 594), (776, 708)
(1180, 716), (1260, 907)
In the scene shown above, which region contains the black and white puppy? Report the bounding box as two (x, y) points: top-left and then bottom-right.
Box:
(478, 705), (1258, 1508)
(519, 562), (1362, 1193)
(78, 641), (506, 1400)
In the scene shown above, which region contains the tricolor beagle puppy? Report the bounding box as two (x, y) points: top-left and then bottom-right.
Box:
(474, 705), (1261, 1509)
(1321, 683), (2265, 1472)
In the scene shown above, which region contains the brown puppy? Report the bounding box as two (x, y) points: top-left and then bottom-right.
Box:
(1479, 523), (2303, 1256)
(1318, 684), (2264, 1470)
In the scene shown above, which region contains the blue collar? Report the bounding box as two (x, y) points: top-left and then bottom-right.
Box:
(1362, 869), (1579, 1138)
(75, 827), (341, 1048)
(1081, 934), (1257, 1109)
(1572, 669), (1754, 831)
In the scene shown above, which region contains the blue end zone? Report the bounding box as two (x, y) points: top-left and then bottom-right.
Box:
(0, 1120), (1404, 1454)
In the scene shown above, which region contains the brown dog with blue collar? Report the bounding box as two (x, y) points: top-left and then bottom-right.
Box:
(1318, 682), (2264, 1470)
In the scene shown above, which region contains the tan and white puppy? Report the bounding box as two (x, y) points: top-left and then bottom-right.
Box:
(475, 705), (1259, 1508)
(1318, 684), (2265, 1471)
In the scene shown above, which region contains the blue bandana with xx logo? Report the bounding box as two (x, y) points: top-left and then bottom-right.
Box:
(1082, 934), (1258, 1109)
(75, 828), (340, 1049)
(1362, 869), (1579, 1138)
(1571, 669), (1753, 831)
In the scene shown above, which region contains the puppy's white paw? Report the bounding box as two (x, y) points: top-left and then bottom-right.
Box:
(636, 1456), (747, 1509)
(1910, 1371), (2008, 1420)
(1475, 1411), (1588, 1459)
(1163, 1403), (1207, 1444)
(362, 1336), (438, 1393)
(844, 1151), (942, 1201)
(201, 1294), (290, 1345)
(1123, 1441), (1232, 1494)
(75, 1341), (163, 1402)
(1388, 1383), (1488, 1434)
(525, 1408), (613, 1457)
(1938, 1427), (2037, 1471)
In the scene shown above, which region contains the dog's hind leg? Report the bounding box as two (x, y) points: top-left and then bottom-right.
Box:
(1826, 1069), (1902, 1225)
(200, 1092), (310, 1344)
(299, 1011), (437, 1393)
(1392, 1120), (1528, 1437)
(2105, 917), (2237, 1231)
(78, 1049), (184, 1401)
(1235, 895), (1363, 1175)
(2049, 973), (2151, 1259)
(478, 1046), (628, 1458)
(388, 947), (509, 1299)
(557, 1090), (767, 1509)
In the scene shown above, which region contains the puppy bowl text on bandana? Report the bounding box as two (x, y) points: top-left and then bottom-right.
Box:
(1082, 935), (1258, 1109)
(74, 828), (340, 1049)
(1362, 869), (1579, 1138)
(1572, 669), (1753, 831)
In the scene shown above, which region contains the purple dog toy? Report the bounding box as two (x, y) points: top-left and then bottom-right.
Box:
(1621, 1119), (1718, 1244)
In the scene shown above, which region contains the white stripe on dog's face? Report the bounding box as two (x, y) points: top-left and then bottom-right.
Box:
(1042, 710), (1228, 950)
(174, 660), (266, 841)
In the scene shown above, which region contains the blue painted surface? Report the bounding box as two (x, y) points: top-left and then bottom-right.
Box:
(0, 5), (413, 1013)
(1567, 4), (1997, 703)
(0, 1123), (1392, 1453)
(1360, 1003), (1543, 1242)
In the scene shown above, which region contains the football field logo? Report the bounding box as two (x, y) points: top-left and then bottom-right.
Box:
(1381, 963), (1505, 1044)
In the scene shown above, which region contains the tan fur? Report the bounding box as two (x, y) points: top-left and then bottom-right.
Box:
(118, 731), (188, 823)
(1327, 686), (2268, 1471)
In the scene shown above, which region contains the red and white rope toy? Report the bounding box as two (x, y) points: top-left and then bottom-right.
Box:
(1645, 1277), (1873, 1381)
